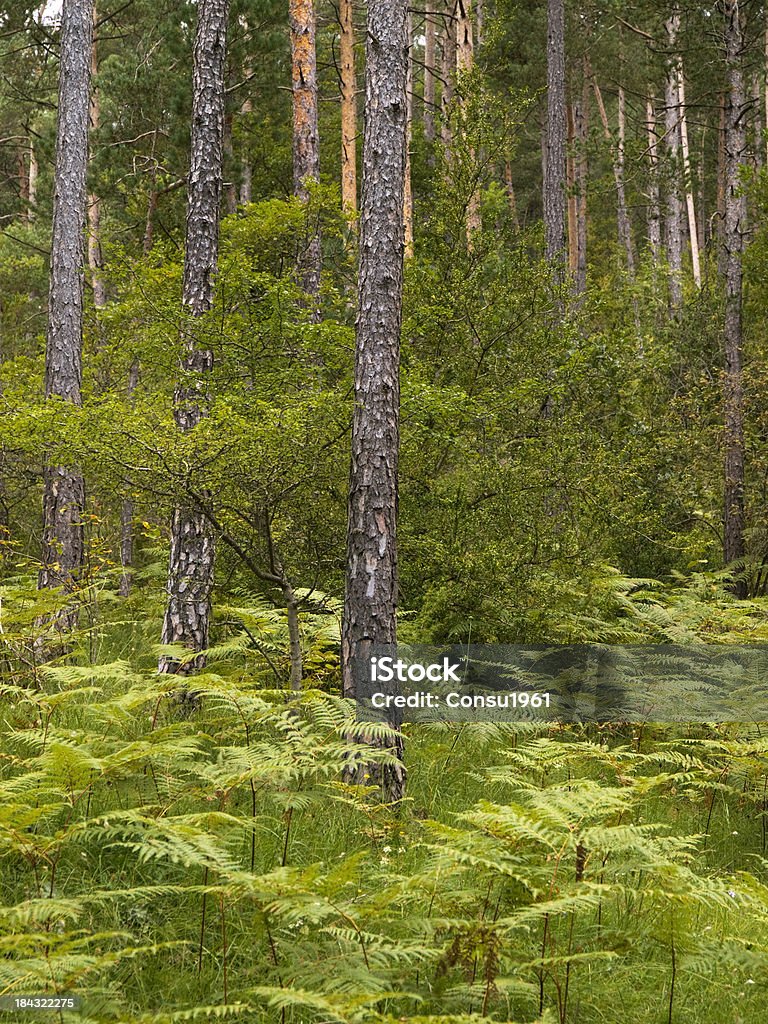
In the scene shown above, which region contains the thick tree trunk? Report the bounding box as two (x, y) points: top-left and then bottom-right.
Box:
(341, 0), (409, 802)
(88, 4), (107, 310)
(646, 94), (662, 264)
(722, 0), (747, 594)
(544, 0), (567, 280)
(38, 0), (94, 630)
(290, 0), (321, 303)
(339, 0), (357, 213)
(159, 0), (229, 675)
(664, 13), (683, 313)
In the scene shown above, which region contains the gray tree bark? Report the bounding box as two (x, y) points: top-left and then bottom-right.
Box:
(87, 3), (107, 311)
(38, 0), (94, 631)
(423, 5), (437, 150)
(290, 0), (321, 304)
(544, 0), (567, 281)
(646, 93), (662, 264)
(341, 0), (409, 801)
(722, 0), (748, 594)
(159, 0), (229, 675)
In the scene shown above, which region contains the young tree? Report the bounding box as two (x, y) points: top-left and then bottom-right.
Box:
(290, 0), (321, 301)
(664, 13), (684, 311)
(159, 0), (230, 675)
(722, 0), (747, 594)
(544, 0), (566, 279)
(38, 0), (94, 630)
(341, 0), (409, 801)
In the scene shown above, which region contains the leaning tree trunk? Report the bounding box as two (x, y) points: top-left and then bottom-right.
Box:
(159, 0), (229, 675)
(290, 0), (321, 304)
(664, 13), (684, 313)
(341, 0), (409, 802)
(722, 0), (748, 594)
(339, 0), (357, 213)
(544, 0), (567, 282)
(38, 0), (94, 633)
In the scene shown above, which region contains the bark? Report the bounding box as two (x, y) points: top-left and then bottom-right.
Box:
(567, 103), (578, 277)
(404, 10), (414, 255)
(574, 70), (588, 293)
(752, 72), (763, 170)
(159, 0), (230, 675)
(88, 4), (107, 310)
(646, 93), (662, 264)
(239, 84), (253, 205)
(17, 148), (29, 222)
(717, 92), (727, 263)
(676, 68), (701, 289)
(423, 4), (437, 149)
(504, 158), (519, 228)
(339, 0), (357, 212)
(475, 0), (484, 45)
(722, 0), (748, 593)
(544, 0), (567, 280)
(224, 106), (237, 215)
(38, 0), (94, 629)
(456, 0), (480, 237)
(28, 141), (38, 222)
(440, 2), (456, 156)
(341, 0), (409, 801)
(290, 0), (321, 302)
(664, 13), (683, 313)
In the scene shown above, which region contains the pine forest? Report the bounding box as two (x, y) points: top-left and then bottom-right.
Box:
(5, 1), (768, 1021)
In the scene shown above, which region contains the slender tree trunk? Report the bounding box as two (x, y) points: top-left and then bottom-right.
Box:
(591, 74), (634, 277)
(341, 0), (409, 802)
(717, 92), (727, 264)
(159, 0), (230, 675)
(722, 0), (748, 594)
(440, 2), (456, 156)
(339, 0), (357, 213)
(423, 5), (437, 150)
(223, 106), (237, 215)
(475, 0), (484, 45)
(544, 0), (567, 281)
(574, 70), (589, 292)
(119, 358), (139, 597)
(28, 140), (38, 222)
(404, 10), (414, 255)
(290, 0), (321, 303)
(456, 0), (481, 237)
(567, 103), (578, 277)
(18, 148), (29, 222)
(676, 68), (701, 289)
(646, 93), (662, 264)
(752, 72), (763, 170)
(38, 0), (94, 631)
(239, 86), (253, 205)
(87, 4), (107, 310)
(664, 13), (683, 312)
(504, 158), (519, 228)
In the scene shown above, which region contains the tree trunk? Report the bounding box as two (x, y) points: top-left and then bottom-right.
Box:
(404, 10), (414, 255)
(504, 158), (519, 228)
(591, 74), (634, 277)
(239, 85), (253, 205)
(722, 0), (747, 594)
(88, 3), (107, 310)
(440, 2), (456, 156)
(38, 0), (94, 631)
(423, 4), (437, 151)
(290, 0), (321, 303)
(456, 0), (480, 237)
(159, 0), (229, 675)
(664, 13), (683, 313)
(646, 93), (662, 264)
(118, 357), (140, 598)
(676, 67), (701, 289)
(544, 0), (566, 280)
(339, 0), (357, 213)
(567, 103), (578, 277)
(574, 69), (589, 293)
(341, 0), (409, 802)
(28, 140), (38, 222)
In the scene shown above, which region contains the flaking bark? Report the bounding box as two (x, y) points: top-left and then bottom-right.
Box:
(339, 0), (357, 213)
(341, 0), (409, 801)
(290, 0), (321, 302)
(159, 0), (230, 675)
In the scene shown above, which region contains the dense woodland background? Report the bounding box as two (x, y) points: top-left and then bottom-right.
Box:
(4, 0), (768, 1021)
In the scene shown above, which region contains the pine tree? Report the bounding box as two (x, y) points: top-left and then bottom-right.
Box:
(341, 0), (409, 802)
(38, 0), (95, 631)
(159, 0), (230, 675)
(544, 0), (566, 279)
(290, 0), (321, 303)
